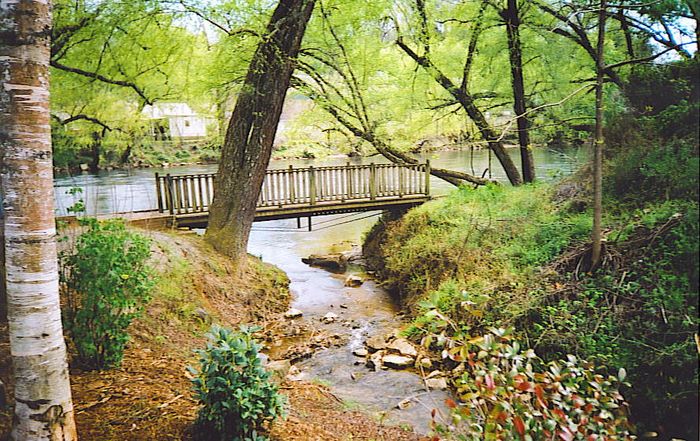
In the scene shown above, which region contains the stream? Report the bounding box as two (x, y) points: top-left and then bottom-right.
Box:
(53, 146), (588, 434)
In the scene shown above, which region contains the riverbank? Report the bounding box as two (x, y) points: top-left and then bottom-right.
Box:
(54, 140), (552, 175)
(0, 230), (421, 440)
(362, 177), (699, 438)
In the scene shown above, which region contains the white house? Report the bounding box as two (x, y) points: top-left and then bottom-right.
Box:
(141, 103), (214, 140)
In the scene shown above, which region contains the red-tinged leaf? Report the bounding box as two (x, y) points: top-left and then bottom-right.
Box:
(553, 408), (566, 420)
(514, 415), (526, 437)
(535, 384), (545, 401)
(584, 403), (593, 413)
(445, 398), (457, 409)
(516, 381), (533, 392)
(559, 428), (574, 441)
(587, 435), (597, 441)
(485, 374), (495, 390)
(497, 411), (507, 422)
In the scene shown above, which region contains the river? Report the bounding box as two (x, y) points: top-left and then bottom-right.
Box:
(53, 146), (588, 434)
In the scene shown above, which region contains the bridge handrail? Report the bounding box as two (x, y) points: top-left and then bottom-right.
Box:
(155, 161), (431, 216)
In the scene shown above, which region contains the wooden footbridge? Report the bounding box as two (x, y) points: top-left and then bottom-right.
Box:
(63, 162), (432, 230)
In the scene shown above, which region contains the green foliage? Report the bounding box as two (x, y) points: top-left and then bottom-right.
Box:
(533, 203), (699, 436)
(61, 219), (154, 369)
(189, 325), (285, 441)
(421, 323), (633, 440)
(370, 183), (590, 317)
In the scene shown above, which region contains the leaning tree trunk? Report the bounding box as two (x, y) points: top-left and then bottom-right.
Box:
(504, 0), (535, 183)
(396, 39), (523, 186)
(205, 0), (316, 263)
(0, 1), (78, 440)
(591, 0), (607, 269)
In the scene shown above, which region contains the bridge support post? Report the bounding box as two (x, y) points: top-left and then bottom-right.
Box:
(307, 216), (312, 231)
(296, 217), (301, 229)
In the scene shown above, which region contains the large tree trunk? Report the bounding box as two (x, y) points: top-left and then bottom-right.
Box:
(0, 1), (78, 440)
(503, 0), (535, 183)
(591, 0), (607, 269)
(205, 0), (316, 263)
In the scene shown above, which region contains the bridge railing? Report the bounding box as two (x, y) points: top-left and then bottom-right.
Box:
(155, 161), (431, 215)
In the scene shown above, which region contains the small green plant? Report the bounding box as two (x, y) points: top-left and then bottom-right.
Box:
(189, 325), (286, 441)
(66, 187), (86, 215)
(61, 218), (154, 369)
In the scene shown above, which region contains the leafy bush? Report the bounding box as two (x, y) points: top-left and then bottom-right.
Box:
(61, 219), (154, 369)
(422, 321), (634, 440)
(189, 325), (285, 441)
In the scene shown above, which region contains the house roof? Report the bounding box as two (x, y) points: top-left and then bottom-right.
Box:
(142, 103), (197, 119)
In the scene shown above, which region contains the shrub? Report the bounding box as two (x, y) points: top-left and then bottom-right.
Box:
(61, 219), (154, 369)
(189, 325), (285, 441)
(422, 320), (634, 440)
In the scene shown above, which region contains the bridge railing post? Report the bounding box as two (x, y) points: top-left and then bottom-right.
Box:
(288, 165), (295, 204)
(155, 173), (164, 213)
(425, 160), (431, 196)
(369, 163), (376, 200)
(309, 165), (316, 205)
(165, 174), (175, 215)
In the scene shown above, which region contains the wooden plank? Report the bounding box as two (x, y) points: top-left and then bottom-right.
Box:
(309, 166), (316, 205)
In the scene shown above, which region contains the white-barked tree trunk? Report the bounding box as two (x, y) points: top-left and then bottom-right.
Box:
(0, 1), (78, 439)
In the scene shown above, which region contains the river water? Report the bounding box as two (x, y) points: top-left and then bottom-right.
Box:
(54, 146), (588, 434)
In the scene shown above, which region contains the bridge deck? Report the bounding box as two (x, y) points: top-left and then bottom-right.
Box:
(58, 162), (432, 229)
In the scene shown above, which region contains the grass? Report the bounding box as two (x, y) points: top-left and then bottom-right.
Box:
(368, 183), (591, 323)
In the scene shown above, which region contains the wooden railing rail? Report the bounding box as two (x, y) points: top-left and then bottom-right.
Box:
(156, 161), (431, 215)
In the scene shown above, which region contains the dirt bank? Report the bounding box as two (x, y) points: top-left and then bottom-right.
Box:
(0, 230), (419, 440)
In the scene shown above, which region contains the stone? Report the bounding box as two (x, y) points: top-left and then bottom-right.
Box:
(193, 307), (211, 323)
(340, 246), (363, 263)
(267, 359), (291, 383)
(352, 348), (368, 357)
(79, 163), (89, 171)
(386, 338), (418, 357)
(367, 351), (384, 371)
(425, 377), (448, 390)
(287, 365), (300, 377)
(365, 335), (387, 352)
(396, 398), (412, 410)
(419, 357), (433, 369)
(344, 275), (363, 287)
(426, 370), (444, 379)
(284, 308), (303, 319)
(382, 354), (414, 369)
(301, 254), (346, 271)
(321, 312), (339, 324)
(257, 352), (270, 365)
